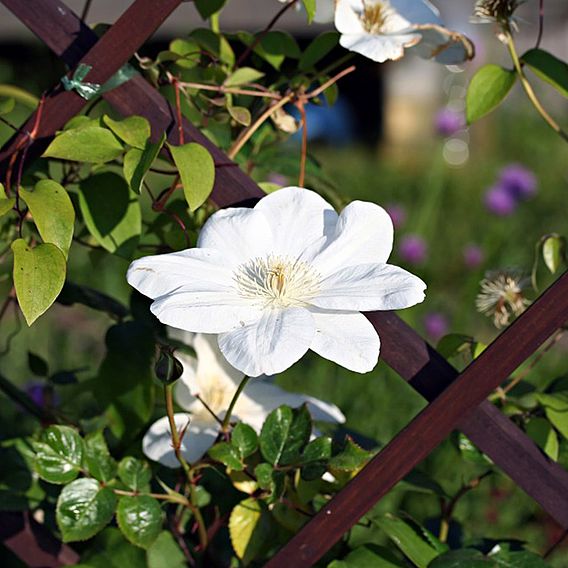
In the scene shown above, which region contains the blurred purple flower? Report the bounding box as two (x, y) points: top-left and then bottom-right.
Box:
(267, 173), (289, 187)
(386, 203), (406, 229)
(25, 381), (58, 409)
(463, 244), (484, 269)
(423, 312), (449, 341)
(399, 234), (428, 265)
(484, 185), (517, 216)
(498, 163), (537, 200)
(435, 108), (465, 137)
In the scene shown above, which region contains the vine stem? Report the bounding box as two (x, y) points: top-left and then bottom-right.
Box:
(505, 31), (568, 143)
(113, 488), (190, 506)
(221, 375), (251, 432)
(178, 81), (281, 100)
(296, 99), (308, 187)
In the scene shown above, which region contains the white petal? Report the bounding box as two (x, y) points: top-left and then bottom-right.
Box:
(335, 0), (365, 34)
(173, 351), (199, 411)
(197, 207), (273, 266)
(407, 25), (474, 64)
(218, 307), (315, 377)
(238, 380), (345, 425)
(254, 187), (338, 258)
(310, 310), (380, 373)
(194, 333), (244, 386)
(127, 248), (234, 300)
(142, 414), (219, 467)
(311, 263), (426, 311)
(391, 0), (442, 25)
(339, 32), (419, 62)
(314, 0), (335, 23)
(311, 201), (394, 275)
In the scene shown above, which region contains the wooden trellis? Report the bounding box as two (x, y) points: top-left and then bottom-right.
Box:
(1, 1), (568, 566)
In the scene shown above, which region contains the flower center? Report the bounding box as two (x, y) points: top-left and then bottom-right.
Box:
(234, 255), (321, 308)
(362, 1), (391, 34)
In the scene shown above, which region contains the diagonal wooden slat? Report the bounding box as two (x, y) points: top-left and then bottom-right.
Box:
(1, 1), (568, 564)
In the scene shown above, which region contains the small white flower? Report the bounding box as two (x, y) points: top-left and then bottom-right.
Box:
(128, 187), (426, 377)
(335, 0), (474, 64)
(142, 333), (345, 467)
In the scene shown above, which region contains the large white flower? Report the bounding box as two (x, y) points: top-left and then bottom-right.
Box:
(142, 333), (345, 467)
(335, 0), (474, 64)
(128, 187), (426, 377)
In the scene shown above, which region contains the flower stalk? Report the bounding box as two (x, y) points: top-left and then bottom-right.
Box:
(221, 375), (251, 432)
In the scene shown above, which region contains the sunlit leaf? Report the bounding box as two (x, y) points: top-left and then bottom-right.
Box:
(33, 425), (83, 484)
(229, 498), (272, 565)
(466, 65), (516, 124)
(103, 115), (151, 150)
(117, 495), (163, 549)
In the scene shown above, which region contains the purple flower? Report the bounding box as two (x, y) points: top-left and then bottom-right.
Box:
(26, 383), (45, 407)
(463, 244), (484, 269)
(498, 164), (537, 200)
(484, 185), (517, 216)
(266, 173), (289, 187)
(423, 312), (449, 341)
(435, 108), (465, 137)
(386, 204), (406, 229)
(399, 234), (428, 265)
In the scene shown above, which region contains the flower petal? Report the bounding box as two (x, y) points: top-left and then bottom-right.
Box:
(237, 380), (345, 431)
(197, 207), (273, 266)
(254, 187), (338, 257)
(339, 33), (419, 62)
(335, 0), (365, 34)
(127, 248), (233, 300)
(407, 25), (475, 64)
(142, 414), (218, 467)
(311, 201), (394, 275)
(218, 307), (315, 377)
(310, 310), (380, 373)
(311, 263), (426, 311)
(391, 0), (442, 25)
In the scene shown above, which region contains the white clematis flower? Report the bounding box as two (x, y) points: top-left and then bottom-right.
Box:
(335, 0), (474, 64)
(128, 187), (426, 377)
(142, 333), (345, 467)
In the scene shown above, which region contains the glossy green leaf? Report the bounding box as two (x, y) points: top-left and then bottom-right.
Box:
(116, 495), (163, 549)
(78, 172), (141, 258)
(254, 463), (273, 490)
(229, 498), (271, 565)
(466, 65), (516, 124)
(329, 437), (374, 471)
(103, 115), (150, 150)
(43, 126), (124, 163)
(12, 239), (66, 326)
(542, 235), (565, 274)
(84, 431), (118, 483)
(374, 514), (440, 568)
(228, 104), (252, 126)
(33, 425), (84, 484)
(147, 531), (186, 568)
(56, 478), (117, 542)
(490, 544), (551, 566)
(168, 38), (200, 69)
(208, 442), (244, 471)
(225, 67), (265, 87)
(429, 549), (492, 567)
(526, 417), (559, 460)
(195, 0), (226, 19)
(20, 179), (75, 257)
(169, 142), (215, 211)
(0, 196), (15, 218)
(522, 48), (568, 98)
(118, 457), (152, 492)
(328, 544), (406, 568)
(232, 422), (258, 459)
(76, 528), (146, 567)
(301, 436), (332, 480)
(536, 393), (568, 439)
(300, 32), (340, 70)
(301, 0), (317, 23)
(0, 97), (15, 115)
(123, 133), (165, 194)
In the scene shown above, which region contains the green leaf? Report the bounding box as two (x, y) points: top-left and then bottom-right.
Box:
(328, 544), (406, 567)
(302, 0), (317, 23)
(0, 97), (15, 115)
(232, 422), (258, 459)
(33, 425), (84, 484)
(466, 65), (516, 124)
(542, 235), (566, 274)
(301, 436), (332, 480)
(208, 442), (244, 471)
(374, 514), (440, 568)
(191, 28), (235, 67)
(490, 544), (551, 567)
(167, 39), (200, 69)
(229, 498), (272, 565)
(28, 351), (48, 376)
(169, 142), (215, 211)
(78, 172), (141, 258)
(195, 0), (227, 19)
(118, 457), (152, 492)
(254, 463), (274, 490)
(147, 531), (186, 568)
(526, 417), (559, 460)
(260, 31), (301, 59)
(536, 393), (568, 439)
(93, 322), (156, 442)
(84, 431), (118, 483)
(57, 281), (129, 319)
(522, 48), (568, 98)
(300, 32), (340, 70)
(429, 549), (492, 567)
(20, 180), (75, 257)
(116, 495), (163, 549)
(12, 239), (66, 326)
(0, 196), (15, 218)
(77, 528), (146, 568)
(103, 115), (150, 150)
(225, 67), (265, 87)
(458, 434), (493, 466)
(56, 478), (117, 542)
(43, 126), (124, 163)
(123, 133), (165, 194)
(329, 437), (374, 471)
(228, 105), (252, 126)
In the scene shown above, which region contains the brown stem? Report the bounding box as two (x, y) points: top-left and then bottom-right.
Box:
(296, 99), (307, 188)
(179, 81), (281, 100)
(306, 65), (356, 100)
